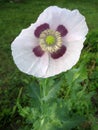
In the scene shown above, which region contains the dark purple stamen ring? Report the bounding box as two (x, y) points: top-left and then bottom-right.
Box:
(33, 23), (67, 59)
(51, 45), (66, 59)
(34, 23), (50, 38)
(56, 25), (68, 37)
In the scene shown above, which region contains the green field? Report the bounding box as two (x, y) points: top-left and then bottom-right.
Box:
(0, 0), (98, 130)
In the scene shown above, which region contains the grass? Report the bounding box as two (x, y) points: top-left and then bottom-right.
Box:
(0, 0), (98, 130)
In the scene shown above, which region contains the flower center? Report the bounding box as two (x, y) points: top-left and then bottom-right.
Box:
(45, 35), (55, 45)
(39, 29), (62, 53)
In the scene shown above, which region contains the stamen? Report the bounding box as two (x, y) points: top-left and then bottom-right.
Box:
(39, 29), (62, 53)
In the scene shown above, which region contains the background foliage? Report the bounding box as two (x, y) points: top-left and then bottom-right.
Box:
(0, 0), (98, 130)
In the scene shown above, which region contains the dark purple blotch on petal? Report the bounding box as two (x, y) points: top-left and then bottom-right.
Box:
(33, 46), (44, 57)
(57, 25), (68, 37)
(51, 45), (66, 59)
(34, 23), (50, 38)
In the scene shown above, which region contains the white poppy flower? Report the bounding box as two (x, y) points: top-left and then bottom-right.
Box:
(11, 6), (88, 78)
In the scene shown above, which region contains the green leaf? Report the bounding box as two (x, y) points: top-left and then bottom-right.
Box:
(27, 81), (41, 103)
(42, 81), (62, 101)
(62, 116), (85, 130)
